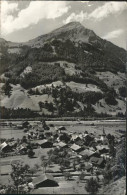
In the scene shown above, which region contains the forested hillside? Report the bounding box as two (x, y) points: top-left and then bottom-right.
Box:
(0, 22), (126, 118)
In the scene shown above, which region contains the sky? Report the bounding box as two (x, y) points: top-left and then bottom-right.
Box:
(1, 1), (127, 49)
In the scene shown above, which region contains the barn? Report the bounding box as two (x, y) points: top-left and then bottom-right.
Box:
(32, 174), (59, 188)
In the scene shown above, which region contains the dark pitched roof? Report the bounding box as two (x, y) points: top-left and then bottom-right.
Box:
(58, 126), (66, 130)
(90, 157), (104, 165)
(32, 174), (57, 186)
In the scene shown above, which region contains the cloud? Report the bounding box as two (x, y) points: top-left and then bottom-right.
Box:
(89, 2), (127, 21)
(63, 2), (127, 24)
(102, 29), (124, 40)
(1, 1), (70, 35)
(81, 1), (93, 7)
(63, 11), (87, 24)
(81, 1), (90, 3)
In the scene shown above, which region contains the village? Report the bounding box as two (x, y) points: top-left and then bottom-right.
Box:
(0, 120), (125, 194)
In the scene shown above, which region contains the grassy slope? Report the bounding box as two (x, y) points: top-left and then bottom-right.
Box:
(101, 176), (126, 195)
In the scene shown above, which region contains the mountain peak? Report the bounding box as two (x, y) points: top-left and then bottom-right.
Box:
(52, 21), (84, 34)
(62, 21), (83, 28)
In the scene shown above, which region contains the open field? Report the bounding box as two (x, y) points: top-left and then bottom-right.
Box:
(0, 120), (126, 139)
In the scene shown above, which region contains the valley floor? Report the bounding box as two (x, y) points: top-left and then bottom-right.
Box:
(0, 120), (126, 194)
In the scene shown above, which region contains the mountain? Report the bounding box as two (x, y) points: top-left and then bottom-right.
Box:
(0, 22), (126, 118)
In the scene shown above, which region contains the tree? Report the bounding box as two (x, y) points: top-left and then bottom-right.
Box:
(38, 101), (43, 111)
(79, 163), (85, 171)
(29, 167), (37, 176)
(22, 136), (27, 143)
(119, 87), (126, 98)
(73, 160), (76, 171)
(63, 172), (71, 180)
(85, 177), (100, 194)
(79, 171), (85, 180)
(103, 169), (112, 184)
(28, 149), (35, 158)
(22, 121), (29, 129)
(96, 171), (100, 182)
(40, 155), (48, 173)
(2, 81), (12, 97)
(34, 163), (40, 171)
(47, 149), (53, 157)
(105, 92), (117, 106)
(40, 155), (46, 161)
(42, 160), (48, 173)
(60, 165), (65, 173)
(109, 143), (116, 157)
(62, 158), (70, 168)
(10, 162), (30, 194)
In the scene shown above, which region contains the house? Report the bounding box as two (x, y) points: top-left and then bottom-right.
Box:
(75, 139), (84, 146)
(59, 133), (71, 143)
(71, 134), (79, 141)
(58, 126), (66, 131)
(79, 149), (95, 158)
(17, 144), (27, 154)
(85, 164), (92, 172)
(54, 141), (67, 148)
(0, 142), (12, 153)
(16, 124), (23, 129)
(32, 174), (59, 188)
(8, 141), (17, 148)
(89, 157), (106, 168)
(38, 132), (45, 140)
(96, 145), (109, 154)
(40, 140), (53, 148)
(70, 144), (82, 152)
(89, 141), (98, 148)
(101, 154), (111, 160)
(44, 131), (53, 138)
(84, 134), (94, 146)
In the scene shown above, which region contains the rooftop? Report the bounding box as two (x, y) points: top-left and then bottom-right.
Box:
(70, 144), (81, 151)
(32, 174), (57, 186)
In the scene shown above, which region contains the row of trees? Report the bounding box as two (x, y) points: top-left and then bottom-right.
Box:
(0, 107), (40, 119)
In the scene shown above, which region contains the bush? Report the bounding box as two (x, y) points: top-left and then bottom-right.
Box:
(119, 87), (126, 98)
(2, 81), (12, 97)
(105, 93), (118, 105)
(46, 169), (54, 173)
(28, 149), (35, 158)
(85, 177), (100, 194)
(63, 172), (71, 180)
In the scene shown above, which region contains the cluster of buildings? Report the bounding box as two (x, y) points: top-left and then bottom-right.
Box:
(0, 121), (117, 190)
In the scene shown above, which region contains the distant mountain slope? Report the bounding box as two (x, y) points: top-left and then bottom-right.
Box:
(0, 22), (126, 117)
